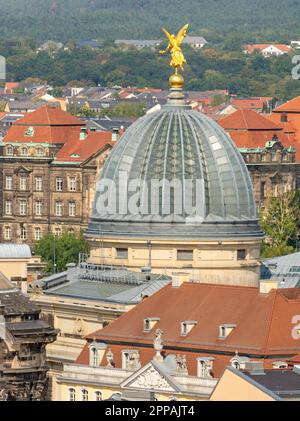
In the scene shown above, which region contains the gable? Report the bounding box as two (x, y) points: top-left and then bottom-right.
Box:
(121, 362), (179, 393)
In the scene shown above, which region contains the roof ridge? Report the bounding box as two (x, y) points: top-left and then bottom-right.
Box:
(261, 290), (278, 354)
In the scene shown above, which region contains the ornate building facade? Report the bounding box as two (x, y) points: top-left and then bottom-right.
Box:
(57, 279), (300, 401)
(0, 273), (58, 401)
(0, 105), (114, 246)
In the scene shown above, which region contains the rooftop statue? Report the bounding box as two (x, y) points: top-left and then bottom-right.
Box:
(159, 24), (189, 75)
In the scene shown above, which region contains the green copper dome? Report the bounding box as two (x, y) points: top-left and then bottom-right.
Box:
(87, 92), (263, 240)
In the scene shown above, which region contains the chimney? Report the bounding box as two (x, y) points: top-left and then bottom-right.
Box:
(111, 128), (120, 142)
(172, 272), (190, 288)
(259, 279), (279, 294)
(80, 127), (88, 140)
(244, 361), (265, 375)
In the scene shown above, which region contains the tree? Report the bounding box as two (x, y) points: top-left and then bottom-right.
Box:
(35, 233), (89, 274)
(260, 190), (300, 257)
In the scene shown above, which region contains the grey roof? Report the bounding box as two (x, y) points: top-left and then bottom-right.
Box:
(115, 40), (161, 47)
(87, 91), (262, 240)
(183, 36), (208, 45)
(0, 244), (31, 259)
(76, 39), (100, 49)
(261, 252), (300, 288)
(246, 369), (300, 399)
(32, 263), (170, 305)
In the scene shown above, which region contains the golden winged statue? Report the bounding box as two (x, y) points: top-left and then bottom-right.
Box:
(159, 24), (189, 74)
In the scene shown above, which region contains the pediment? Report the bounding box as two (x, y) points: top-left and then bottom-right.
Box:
(14, 165), (32, 174)
(121, 362), (180, 393)
(270, 171), (283, 180)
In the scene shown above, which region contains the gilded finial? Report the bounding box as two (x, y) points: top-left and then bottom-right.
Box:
(159, 24), (189, 89)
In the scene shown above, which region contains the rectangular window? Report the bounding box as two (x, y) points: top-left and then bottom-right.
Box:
(69, 176), (76, 192)
(35, 227), (41, 241)
(5, 176), (13, 190)
(116, 248), (128, 259)
(4, 226), (11, 240)
(55, 201), (63, 217)
(20, 226), (26, 240)
(35, 177), (43, 191)
(69, 202), (76, 217)
(20, 200), (27, 216)
(20, 176), (27, 191)
(237, 249), (246, 260)
(177, 250), (193, 261)
(56, 177), (63, 192)
(35, 201), (43, 216)
(5, 201), (12, 215)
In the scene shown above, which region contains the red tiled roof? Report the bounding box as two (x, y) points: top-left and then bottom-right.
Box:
(273, 96), (300, 113)
(3, 105), (84, 145)
(245, 44), (291, 54)
(76, 283), (300, 377)
(13, 105), (83, 126)
(55, 131), (114, 162)
(3, 125), (82, 145)
(219, 110), (294, 149)
(231, 99), (266, 110)
(85, 283), (300, 356)
(219, 109), (281, 131)
(4, 82), (20, 91)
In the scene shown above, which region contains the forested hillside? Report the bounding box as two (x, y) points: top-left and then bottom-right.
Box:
(0, 0), (300, 41)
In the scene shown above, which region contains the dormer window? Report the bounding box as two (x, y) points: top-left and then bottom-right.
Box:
(89, 346), (99, 367)
(6, 145), (13, 156)
(181, 321), (197, 336)
(197, 357), (214, 378)
(272, 361), (288, 369)
(143, 317), (160, 332)
(21, 147), (28, 156)
(122, 350), (141, 371)
(219, 324), (236, 340)
(24, 127), (35, 137)
(36, 147), (44, 156)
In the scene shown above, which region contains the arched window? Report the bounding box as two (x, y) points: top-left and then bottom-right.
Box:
(54, 227), (62, 237)
(20, 226), (26, 240)
(6, 145), (13, 156)
(21, 147), (28, 156)
(90, 347), (99, 367)
(95, 391), (102, 401)
(69, 388), (76, 401)
(36, 147), (44, 156)
(231, 360), (240, 370)
(81, 388), (88, 401)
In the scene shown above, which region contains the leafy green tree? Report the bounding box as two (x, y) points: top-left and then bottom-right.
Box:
(261, 244), (294, 259)
(260, 190), (300, 257)
(102, 102), (146, 118)
(78, 104), (98, 117)
(35, 233), (89, 274)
